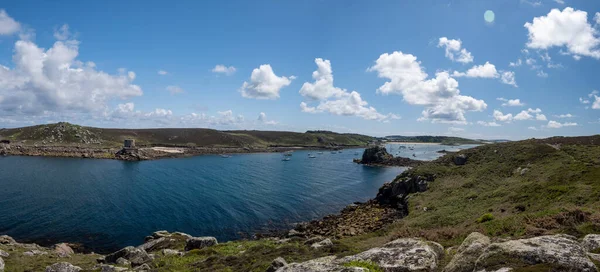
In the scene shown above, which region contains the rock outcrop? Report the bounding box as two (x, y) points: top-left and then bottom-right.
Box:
(53, 243), (75, 258)
(184, 236), (218, 251)
(354, 146), (423, 167)
(444, 232), (491, 272)
(267, 257), (288, 272)
(45, 262), (82, 272)
(0, 257), (4, 272)
(582, 234), (600, 252)
(277, 238), (444, 271)
(104, 246), (152, 267)
(442, 233), (598, 272)
(375, 173), (436, 210)
(453, 154), (468, 165)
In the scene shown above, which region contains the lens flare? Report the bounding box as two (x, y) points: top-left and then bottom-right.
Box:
(484, 10), (495, 23)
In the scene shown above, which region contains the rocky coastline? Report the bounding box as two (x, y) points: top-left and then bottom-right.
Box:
(0, 143), (362, 161)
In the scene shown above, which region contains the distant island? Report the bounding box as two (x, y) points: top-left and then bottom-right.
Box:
(383, 135), (484, 145)
(0, 122), (488, 161)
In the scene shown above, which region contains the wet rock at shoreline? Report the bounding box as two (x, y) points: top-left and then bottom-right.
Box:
(45, 262), (82, 272)
(354, 146), (423, 167)
(184, 236), (218, 251)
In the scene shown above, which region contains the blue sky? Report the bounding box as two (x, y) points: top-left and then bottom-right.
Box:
(0, 0), (599, 139)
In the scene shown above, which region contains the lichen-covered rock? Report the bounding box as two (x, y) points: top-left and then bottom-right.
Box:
(267, 257), (288, 272)
(115, 257), (130, 266)
(0, 257), (4, 272)
(444, 232), (491, 272)
(138, 237), (176, 252)
(184, 236), (217, 251)
(162, 249), (183, 256)
(311, 238), (333, 249)
(54, 243), (75, 258)
(0, 249), (8, 257)
(582, 234), (600, 252)
(338, 238), (444, 271)
(99, 265), (128, 272)
(276, 256), (356, 272)
(0, 235), (16, 245)
(474, 234), (596, 271)
(105, 246), (151, 266)
(45, 262), (82, 272)
(133, 263), (151, 271)
(23, 250), (48, 256)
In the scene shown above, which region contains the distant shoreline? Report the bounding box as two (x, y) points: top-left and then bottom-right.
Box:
(385, 141), (442, 145)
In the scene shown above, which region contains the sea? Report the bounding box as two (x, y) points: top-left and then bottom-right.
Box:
(0, 143), (476, 253)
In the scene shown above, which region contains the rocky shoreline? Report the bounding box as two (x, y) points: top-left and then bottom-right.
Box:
(0, 143), (363, 161)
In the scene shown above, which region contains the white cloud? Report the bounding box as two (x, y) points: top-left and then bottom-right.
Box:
(438, 37), (474, 63)
(166, 85), (184, 95)
(452, 62), (498, 78)
(493, 110), (513, 122)
(528, 126), (538, 130)
(53, 24), (71, 40)
(554, 113), (574, 118)
(212, 65), (236, 76)
(500, 71), (518, 87)
(554, 0), (565, 4)
(0, 9), (20, 35)
(537, 70), (548, 78)
(368, 51), (486, 124)
(522, 0), (542, 7)
(0, 35), (142, 116)
(588, 90), (600, 109)
(509, 59), (522, 67)
(477, 121), (501, 127)
(257, 112), (278, 125)
(158, 70), (168, 75)
(547, 120), (577, 128)
(298, 58), (346, 100)
(514, 108), (547, 121)
(524, 7), (600, 59)
(497, 98), (525, 107)
(240, 64), (293, 100)
(300, 59), (398, 121)
(448, 127), (464, 132)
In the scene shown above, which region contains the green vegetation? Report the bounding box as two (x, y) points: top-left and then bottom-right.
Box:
(0, 122), (374, 148)
(0, 244), (102, 272)
(476, 213), (495, 223)
(343, 260), (384, 272)
(384, 135), (482, 145)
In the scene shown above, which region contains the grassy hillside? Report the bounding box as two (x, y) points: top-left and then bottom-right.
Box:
(0, 122), (374, 148)
(385, 135), (483, 145)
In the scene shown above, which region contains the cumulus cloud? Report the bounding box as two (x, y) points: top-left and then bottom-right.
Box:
(0, 34), (142, 116)
(547, 120), (577, 128)
(537, 70), (548, 78)
(438, 37), (474, 63)
(257, 112), (278, 125)
(509, 59), (523, 67)
(240, 64), (293, 99)
(554, 0), (565, 4)
(497, 98), (525, 107)
(298, 58), (346, 100)
(524, 7), (600, 59)
(368, 51), (486, 124)
(493, 110), (513, 122)
(212, 65), (236, 76)
(300, 58), (398, 121)
(166, 85), (184, 95)
(477, 121), (501, 127)
(514, 108), (547, 121)
(53, 24), (71, 40)
(0, 9), (20, 35)
(500, 71), (518, 87)
(554, 113), (574, 118)
(452, 62), (498, 78)
(158, 70), (168, 75)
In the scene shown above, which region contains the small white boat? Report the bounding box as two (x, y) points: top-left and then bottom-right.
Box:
(317, 152), (323, 154)
(220, 154), (231, 158)
(282, 157), (291, 161)
(309, 155), (316, 158)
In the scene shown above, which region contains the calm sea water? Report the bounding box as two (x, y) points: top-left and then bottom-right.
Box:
(0, 144), (464, 253)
